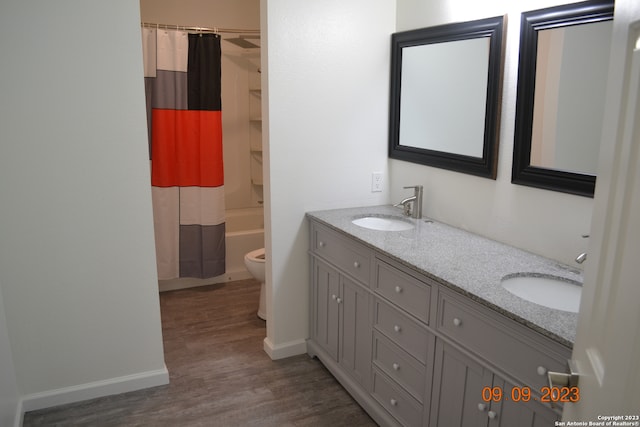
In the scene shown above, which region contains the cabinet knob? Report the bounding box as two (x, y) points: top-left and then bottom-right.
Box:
(336, 297), (342, 304)
(331, 294), (337, 300)
(390, 398), (398, 407)
(488, 411), (497, 420)
(477, 403), (487, 412)
(394, 285), (402, 293)
(353, 261), (360, 268)
(537, 366), (547, 376)
(392, 363), (400, 371)
(318, 241), (325, 247)
(393, 325), (401, 333)
(453, 317), (462, 327)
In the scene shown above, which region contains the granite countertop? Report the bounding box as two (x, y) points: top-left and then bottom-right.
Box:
(307, 205), (580, 348)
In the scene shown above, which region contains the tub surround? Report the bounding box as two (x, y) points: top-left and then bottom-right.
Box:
(307, 205), (580, 347)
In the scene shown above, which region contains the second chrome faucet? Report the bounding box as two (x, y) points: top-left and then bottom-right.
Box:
(395, 185), (423, 219)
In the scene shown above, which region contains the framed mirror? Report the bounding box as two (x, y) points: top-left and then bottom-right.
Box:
(512, 0), (614, 197)
(389, 16), (505, 179)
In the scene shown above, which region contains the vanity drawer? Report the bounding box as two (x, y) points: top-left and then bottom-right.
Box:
(372, 368), (423, 427)
(375, 258), (431, 324)
(311, 223), (371, 284)
(374, 298), (430, 364)
(437, 289), (571, 391)
(373, 331), (426, 403)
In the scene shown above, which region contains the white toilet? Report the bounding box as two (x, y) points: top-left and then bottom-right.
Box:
(244, 248), (266, 320)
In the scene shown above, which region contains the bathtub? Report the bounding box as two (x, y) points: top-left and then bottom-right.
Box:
(159, 207), (265, 292)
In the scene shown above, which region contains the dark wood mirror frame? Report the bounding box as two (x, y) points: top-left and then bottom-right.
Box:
(512, 0), (614, 197)
(389, 16), (505, 179)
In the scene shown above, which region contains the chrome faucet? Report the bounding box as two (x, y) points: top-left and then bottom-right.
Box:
(575, 234), (589, 264)
(394, 185), (423, 219)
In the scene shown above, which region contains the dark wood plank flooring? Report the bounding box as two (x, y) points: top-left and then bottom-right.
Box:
(23, 279), (377, 426)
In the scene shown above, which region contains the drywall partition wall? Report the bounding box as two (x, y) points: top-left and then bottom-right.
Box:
(262, 0), (394, 358)
(0, 0), (167, 407)
(393, 0), (594, 266)
(0, 287), (20, 427)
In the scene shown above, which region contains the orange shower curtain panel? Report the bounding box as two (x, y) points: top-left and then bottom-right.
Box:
(151, 110), (223, 187)
(143, 28), (225, 280)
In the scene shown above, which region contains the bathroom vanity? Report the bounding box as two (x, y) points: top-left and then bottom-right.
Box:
(306, 205), (580, 427)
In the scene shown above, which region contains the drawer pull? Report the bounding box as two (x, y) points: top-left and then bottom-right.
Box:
(393, 325), (402, 333)
(353, 261), (360, 268)
(318, 241), (325, 247)
(390, 398), (398, 407)
(452, 317), (462, 327)
(392, 363), (400, 371)
(477, 403), (487, 412)
(537, 366), (547, 376)
(394, 285), (402, 293)
(488, 410), (497, 420)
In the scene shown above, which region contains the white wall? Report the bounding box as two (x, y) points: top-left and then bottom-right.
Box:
(0, 0), (167, 410)
(262, 0), (394, 358)
(0, 287), (20, 426)
(394, 0), (594, 266)
(139, 0), (260, 29)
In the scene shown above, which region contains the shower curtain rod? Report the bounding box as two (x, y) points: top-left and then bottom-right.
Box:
(141, 22), (260, 35)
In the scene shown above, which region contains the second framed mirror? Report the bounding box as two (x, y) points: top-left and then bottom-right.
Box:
(512, 0), (614, 197)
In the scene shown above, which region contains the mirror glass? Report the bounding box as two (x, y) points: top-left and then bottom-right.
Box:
(512, 0), (614, 197)
(400, 37), (489, 157)
(530, 21), (612, 175)
(389, 16), (505, 179)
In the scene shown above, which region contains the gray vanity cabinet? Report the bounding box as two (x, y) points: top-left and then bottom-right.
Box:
(371, 257), (436, 426)
(309, 223), (373, 391)
(339, 274), (372, 386)
(311, 259), (340, 360)
(493, 379), (561, 427)
(433, 288), (566, 426)
(430, 340), (559, 427)
(430, 339), (493, 426)
(307, 218), (571, 427)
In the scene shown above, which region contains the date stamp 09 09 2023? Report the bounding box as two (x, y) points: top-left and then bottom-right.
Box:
(481, 387), (639, 426)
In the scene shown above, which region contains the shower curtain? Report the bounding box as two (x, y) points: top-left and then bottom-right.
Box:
(142, 27), (225, 280)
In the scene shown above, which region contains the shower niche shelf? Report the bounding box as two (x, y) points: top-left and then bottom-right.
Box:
(248, 51), (263, 208)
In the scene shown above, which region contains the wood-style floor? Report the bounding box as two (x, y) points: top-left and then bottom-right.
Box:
(23, 279), (377, 426)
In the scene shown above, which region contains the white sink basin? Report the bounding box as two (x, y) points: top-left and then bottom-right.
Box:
(352, 215), (414, 231)
(501, 274), (582, 313)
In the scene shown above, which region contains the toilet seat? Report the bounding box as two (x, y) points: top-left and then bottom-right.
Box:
(245, 248), (265, 262)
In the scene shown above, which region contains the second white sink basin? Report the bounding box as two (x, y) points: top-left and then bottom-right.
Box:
(501, 274), (582, 313)
(352, 215), (414, 231)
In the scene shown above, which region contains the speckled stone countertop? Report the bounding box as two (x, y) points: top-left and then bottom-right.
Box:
(307, 205), (581, 348)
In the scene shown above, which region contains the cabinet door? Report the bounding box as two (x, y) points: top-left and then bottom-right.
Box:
(339, 276), (372, 388)
(490, 377), (560, 427)
(430, 340), (492, 427)
(312, 259), (340, 360)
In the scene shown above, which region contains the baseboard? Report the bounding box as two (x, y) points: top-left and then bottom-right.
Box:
(159, 269), (253, 292)
(13, 399), (23, 427)
(263, 337), (307, 360)
(20, 365), (169, 413)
